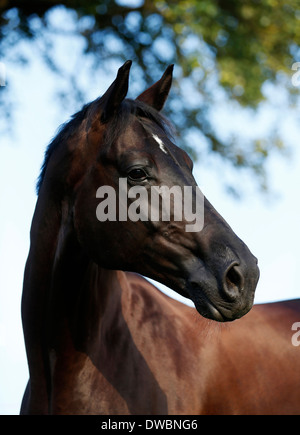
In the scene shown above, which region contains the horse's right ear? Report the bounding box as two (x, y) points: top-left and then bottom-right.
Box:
(136, 65), (174, 111)
(99, 60), (132, 123)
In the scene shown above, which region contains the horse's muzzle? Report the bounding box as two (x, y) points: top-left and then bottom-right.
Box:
(186, 254), (260, 322)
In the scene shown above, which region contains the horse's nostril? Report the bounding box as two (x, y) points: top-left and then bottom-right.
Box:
(223, 264), (244, 301)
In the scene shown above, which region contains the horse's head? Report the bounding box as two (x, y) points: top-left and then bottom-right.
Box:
(71, 61), (259, 322)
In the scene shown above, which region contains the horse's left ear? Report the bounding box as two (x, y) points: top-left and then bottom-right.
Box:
(136, 65), (174, 111)
(100, 60), (132, 122)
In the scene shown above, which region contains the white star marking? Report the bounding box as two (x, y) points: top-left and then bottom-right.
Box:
(152, 134), (168, 154)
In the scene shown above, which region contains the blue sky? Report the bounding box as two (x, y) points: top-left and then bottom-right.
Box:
(1, 26), (300, 414)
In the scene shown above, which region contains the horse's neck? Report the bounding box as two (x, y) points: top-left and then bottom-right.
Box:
(48, 228), (122, 350)
(22, 192), (121, 412)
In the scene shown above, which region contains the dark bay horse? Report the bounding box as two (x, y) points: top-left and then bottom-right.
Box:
(20, 61), (299, 415)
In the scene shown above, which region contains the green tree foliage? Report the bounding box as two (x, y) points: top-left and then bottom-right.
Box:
(1, 0), (299, 193)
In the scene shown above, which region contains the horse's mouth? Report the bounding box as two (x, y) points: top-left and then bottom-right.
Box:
(195, 297), (225, 321)
(163, 277), (240, 322)
(184, 281), (253, 322)
(185, 289), (225, 322)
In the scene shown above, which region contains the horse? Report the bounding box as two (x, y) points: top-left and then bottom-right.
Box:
(20, 60), (299, 415)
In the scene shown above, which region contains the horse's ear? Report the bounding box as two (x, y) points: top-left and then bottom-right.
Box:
(136, 65), (174, 111)
(100, 60), (132, 122)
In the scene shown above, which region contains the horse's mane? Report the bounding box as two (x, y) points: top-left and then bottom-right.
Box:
(36, 103), (91, 194)
(36, 99), (173, 195)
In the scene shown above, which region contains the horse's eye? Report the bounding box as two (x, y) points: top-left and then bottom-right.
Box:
(128, 168), (147, 181)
